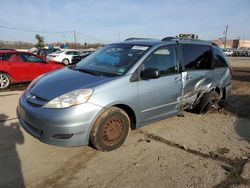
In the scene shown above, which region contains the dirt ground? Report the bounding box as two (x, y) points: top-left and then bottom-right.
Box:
(0, 57), (249, 188)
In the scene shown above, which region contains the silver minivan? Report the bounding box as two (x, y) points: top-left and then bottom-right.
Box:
(17, 38), (231, 151)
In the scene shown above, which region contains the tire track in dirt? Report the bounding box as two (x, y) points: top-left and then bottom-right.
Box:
(139, 130), (250, 188)
(37, 148), (98, 188)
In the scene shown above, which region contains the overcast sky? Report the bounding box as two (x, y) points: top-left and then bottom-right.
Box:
(0, 0), (249, 43)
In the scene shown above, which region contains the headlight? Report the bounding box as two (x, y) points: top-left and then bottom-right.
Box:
(27, 75), (44, 90)
(43, 89), (94, 108)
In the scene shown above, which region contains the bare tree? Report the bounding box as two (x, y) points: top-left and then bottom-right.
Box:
(35, 34), (45, 49)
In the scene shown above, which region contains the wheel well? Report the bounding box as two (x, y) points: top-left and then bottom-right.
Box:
(0, 71), (12, 82)
(114, 104), (137, 130)
(215, 87), (220, 95)
(214, 87), (226, 99)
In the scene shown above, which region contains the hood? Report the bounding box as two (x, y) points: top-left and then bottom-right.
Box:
(30, 67), (114, 100)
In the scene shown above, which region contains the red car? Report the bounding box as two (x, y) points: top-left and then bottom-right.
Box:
(0, 50), (64, 89)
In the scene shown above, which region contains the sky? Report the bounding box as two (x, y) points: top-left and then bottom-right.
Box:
(0, 0), (249, 44)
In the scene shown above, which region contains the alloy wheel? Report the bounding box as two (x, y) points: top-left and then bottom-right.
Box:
(0, 74), (10, 89)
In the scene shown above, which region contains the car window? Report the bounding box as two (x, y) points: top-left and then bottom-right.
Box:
(21, 54), (44, 63)
(72, 51), (80, 55)
(181, 44), (212, 70)
(65, 51), (73, 55)
(65, 51), (79, 55)
(213, 47), (228, 68)
(2, 53), (24, 62)
(53, 50), (63, 54)
(0, 53), (12, 61)
(143, 45), (178, 76)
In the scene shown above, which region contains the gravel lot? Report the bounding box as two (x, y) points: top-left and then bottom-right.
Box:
(0, 57), (250, 188)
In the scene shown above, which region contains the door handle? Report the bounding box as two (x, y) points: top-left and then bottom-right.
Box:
(175, 77), (182, 83)
(186, 74), (192, 80)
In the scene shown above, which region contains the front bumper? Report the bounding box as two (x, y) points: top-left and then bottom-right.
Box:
(17, 92), (103, 147)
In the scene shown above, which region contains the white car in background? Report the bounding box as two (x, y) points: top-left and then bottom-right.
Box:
(46, 49), (81, 65)
(223, 49), (233, 56)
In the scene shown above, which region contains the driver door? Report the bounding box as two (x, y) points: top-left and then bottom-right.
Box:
(138, 45), (182, 124)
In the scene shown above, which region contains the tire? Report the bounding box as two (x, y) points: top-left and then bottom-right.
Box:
(62, 58), (70, 65)
(0, 73), (11, 89)
(90, 107), (130, 151)
(194, 91), (220, 114)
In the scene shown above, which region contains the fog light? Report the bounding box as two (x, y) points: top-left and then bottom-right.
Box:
(52, 134), (73, 139)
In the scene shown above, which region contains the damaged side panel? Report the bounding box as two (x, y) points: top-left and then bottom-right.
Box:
(180, 68), (230, 110)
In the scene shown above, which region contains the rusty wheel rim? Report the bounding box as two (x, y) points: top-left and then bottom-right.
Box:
(102, 118), (124, 144)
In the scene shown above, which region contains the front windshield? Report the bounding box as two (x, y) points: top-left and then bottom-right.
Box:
(76, 44), (150, 76)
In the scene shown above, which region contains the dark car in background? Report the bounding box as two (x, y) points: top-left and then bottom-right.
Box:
(37, 48), (59, 57)
(0, 48), (16, 51)
(0, 50), (64, 89)
(80, 50), (95, 59)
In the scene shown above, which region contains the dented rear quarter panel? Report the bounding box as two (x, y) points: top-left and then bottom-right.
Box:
(181, 67), (231, 109)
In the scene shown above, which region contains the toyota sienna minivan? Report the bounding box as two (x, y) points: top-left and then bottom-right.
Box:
(17, 37), (231, 151)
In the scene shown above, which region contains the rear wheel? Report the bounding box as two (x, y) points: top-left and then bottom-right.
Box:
(0, 73), (10, 89)
(194, 91), (220, 114)
(62, 58), (70, 65)
(90, 107), (130, 151)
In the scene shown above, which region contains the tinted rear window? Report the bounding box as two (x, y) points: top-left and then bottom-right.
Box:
(181, 44), (212, 70)
(213, 47), (228, 68)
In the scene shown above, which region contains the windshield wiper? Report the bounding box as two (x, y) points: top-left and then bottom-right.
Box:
(76, 68), (102, 76)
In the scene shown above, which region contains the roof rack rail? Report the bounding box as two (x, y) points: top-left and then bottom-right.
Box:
(161, 37), (175, 41)
(211, 42), (219, 47)
(125, 37), (154, 41)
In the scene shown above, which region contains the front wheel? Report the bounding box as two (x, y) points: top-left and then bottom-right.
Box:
(0, 73), (11, 89)
(90, 107), (130, 151)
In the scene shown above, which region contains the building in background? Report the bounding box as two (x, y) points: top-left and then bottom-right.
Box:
(211, 39), (250, 48)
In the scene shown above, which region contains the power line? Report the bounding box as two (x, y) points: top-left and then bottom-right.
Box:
(0, 25), (73, 34)
(0, 25), (105, 43)
(77, 31), (104, 43)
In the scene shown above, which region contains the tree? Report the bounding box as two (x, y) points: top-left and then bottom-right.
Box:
(35, 34), (45, 49)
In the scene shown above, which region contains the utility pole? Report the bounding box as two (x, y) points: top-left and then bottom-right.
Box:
(224, 25), (228, 49)
(74, 30), (77, 49)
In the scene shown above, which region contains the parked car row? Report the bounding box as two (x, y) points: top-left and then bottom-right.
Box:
(0, 47), (96, 88)
(232, 48), (250, 57)
(39, 48), (94, 65)
(223, 48), (250, 57)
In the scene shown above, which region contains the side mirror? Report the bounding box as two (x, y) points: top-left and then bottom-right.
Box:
(141, 68), (160, 80)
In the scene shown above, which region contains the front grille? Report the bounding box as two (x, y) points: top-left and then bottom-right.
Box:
(26, 92), (48, 107)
